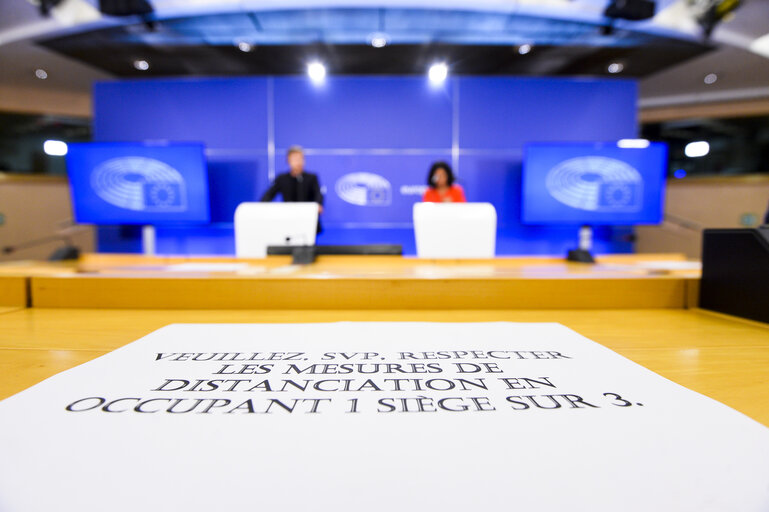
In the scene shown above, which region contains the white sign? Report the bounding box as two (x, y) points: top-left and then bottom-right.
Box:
(1, 322), (767, 511)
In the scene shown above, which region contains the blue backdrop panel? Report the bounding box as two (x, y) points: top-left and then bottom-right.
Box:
(207, 154), (268, 222)
(290, 153), (448, 227)
(458, 155), (522, 228)
(273, 77), (453, 149)
(94, 78), (269, 149)
(458, 78), (637, 149)
(154, 225), (236, 255)
(91, 76), (639, 255)
(96, 224), (237, 254)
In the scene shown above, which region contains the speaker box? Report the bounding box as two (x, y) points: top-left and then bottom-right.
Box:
(700, 227), (769, 324)
(99, 0), (153, 16)
(604, 0), (656, 21)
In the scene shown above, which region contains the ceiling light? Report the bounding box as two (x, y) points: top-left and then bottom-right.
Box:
(518, 44), (532, 55)
(133, 60), (149, 71)
(617, 139), (650, 148)
(43, 140), (68, 156)
(704, 73), (717, 85)
(685, 141), (709, 158)
(35, 68), (48, 80)
(607, 62), (624, 74)
(749, 33), (769, 58)
(428, 63), (448, 85)
(308, 61), (326, 84)
(237, 41), (253, 52)
(369, 33), (389, 48)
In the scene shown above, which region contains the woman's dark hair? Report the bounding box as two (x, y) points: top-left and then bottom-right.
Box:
(427, 161), (455, 188)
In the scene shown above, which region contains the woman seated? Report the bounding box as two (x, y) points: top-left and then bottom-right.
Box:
(422, 161), (467, 203)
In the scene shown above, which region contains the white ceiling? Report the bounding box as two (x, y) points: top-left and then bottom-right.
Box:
(640, 45), (769, 107)
(1, 0), (767, 113)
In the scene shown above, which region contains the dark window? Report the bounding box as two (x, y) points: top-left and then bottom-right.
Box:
(642, 115), (769, 178)
(0, 112), (91, 175)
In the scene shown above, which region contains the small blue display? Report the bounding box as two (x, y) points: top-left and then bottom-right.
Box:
(67, 142), (210, 225)
(522, 142), (667, 225)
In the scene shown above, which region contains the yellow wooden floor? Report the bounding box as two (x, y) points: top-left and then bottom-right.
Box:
(1, 308), (768, 426)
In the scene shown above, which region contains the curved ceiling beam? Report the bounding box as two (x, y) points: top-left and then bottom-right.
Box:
(3, 0), (765, 60)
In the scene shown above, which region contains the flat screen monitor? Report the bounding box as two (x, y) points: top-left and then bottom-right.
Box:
(522, 141), (667, 225)
(66, 142), (210, 225)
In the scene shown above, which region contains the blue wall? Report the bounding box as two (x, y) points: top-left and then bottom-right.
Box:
(93, 76), (637, 255)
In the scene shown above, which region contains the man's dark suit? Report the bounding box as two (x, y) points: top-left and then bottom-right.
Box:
(260, 171), (324, 233)
(260, 172), (323, 205)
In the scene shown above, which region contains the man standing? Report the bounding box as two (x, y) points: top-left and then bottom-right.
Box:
(260, 145), (324, 214)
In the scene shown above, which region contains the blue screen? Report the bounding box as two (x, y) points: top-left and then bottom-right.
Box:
(67, 142), (210, 225)
(522, 142), (667, 225)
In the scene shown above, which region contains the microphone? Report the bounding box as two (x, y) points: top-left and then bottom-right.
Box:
(2, 222), (86, 261)
(662, 213), (702, 232)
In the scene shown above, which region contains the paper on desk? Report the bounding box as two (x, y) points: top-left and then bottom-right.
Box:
(0, 322), (767, 512)
(163, 262), (252, 272)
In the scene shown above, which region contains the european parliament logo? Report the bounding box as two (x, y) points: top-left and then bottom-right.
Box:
(545, 156), (643, 212)
(90, 157), (188, 212)
(335, 172), (392, 206)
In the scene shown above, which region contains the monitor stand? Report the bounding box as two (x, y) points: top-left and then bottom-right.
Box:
(142, 225), (156, 256)
(567, 225), (595, 263)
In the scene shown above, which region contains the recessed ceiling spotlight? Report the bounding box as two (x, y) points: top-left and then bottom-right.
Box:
(751, 33), (769, 58)
(704, 73), (718, 85)
(607, 62), (624, 74)
(133, 60), (150, 71)
(34, 68), (48, 80)
(308, 61), (326, 84)
(617, 139), (650, 149)
(237, 41), (253, 52)
(518, 44), (532, 55)
(428, 62), (448, 84)
(369, 33), (389, 48)
(685, 141), (710, 158)
(43, 140), (68, 156)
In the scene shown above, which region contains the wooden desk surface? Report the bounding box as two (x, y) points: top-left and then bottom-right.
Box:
(0, 276), (27, 307)
(0, 253), (700, 279)
(2, 253), (701, 309)
(2, 308), (767, 426)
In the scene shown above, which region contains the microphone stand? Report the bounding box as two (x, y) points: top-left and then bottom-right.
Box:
(3, 233), (81, 261)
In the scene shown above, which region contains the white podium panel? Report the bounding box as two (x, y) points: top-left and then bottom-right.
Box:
(413, 202), (497, 259)
(234, 202), (318, 258)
